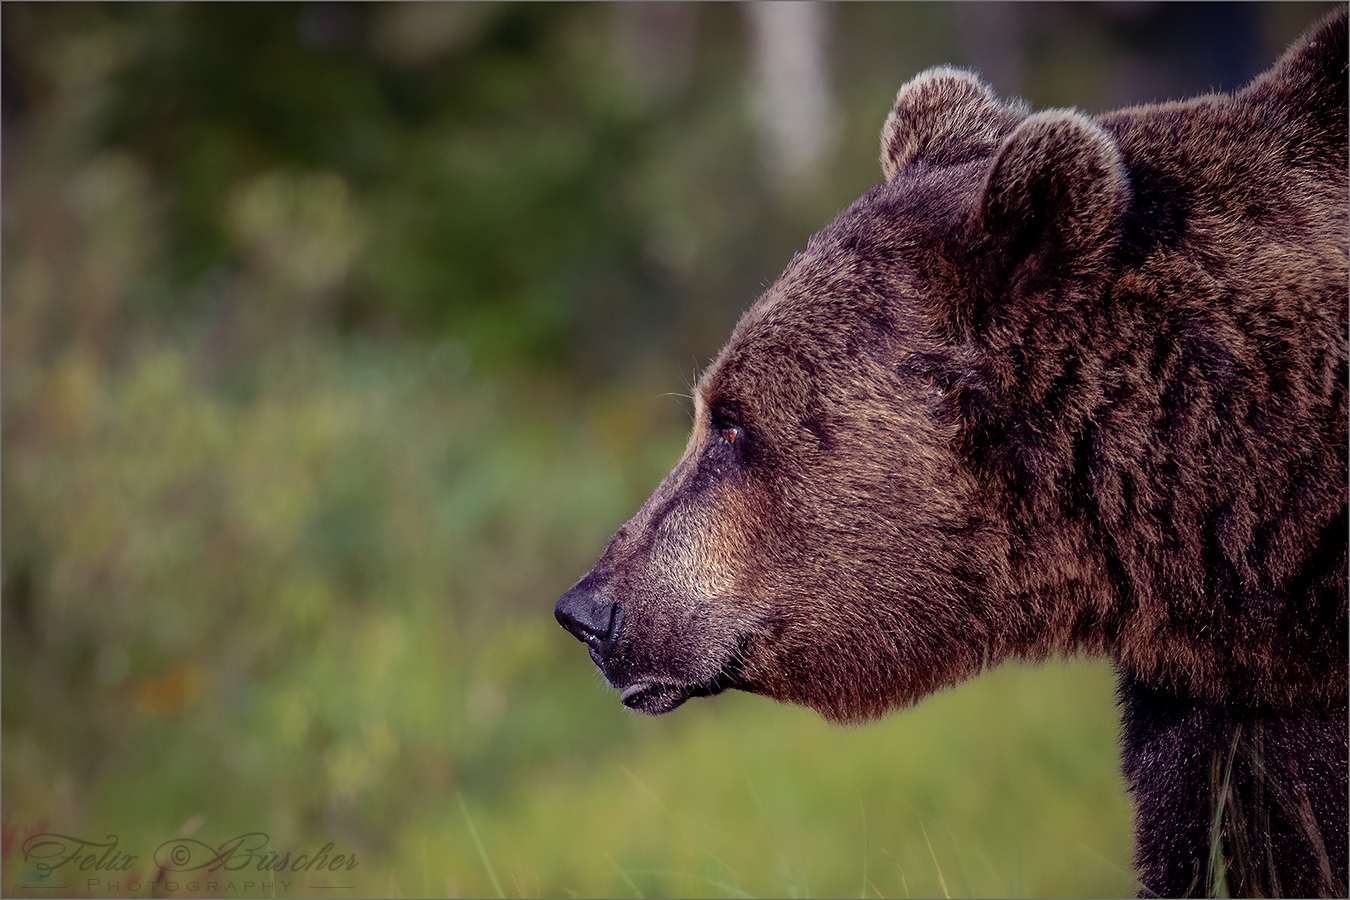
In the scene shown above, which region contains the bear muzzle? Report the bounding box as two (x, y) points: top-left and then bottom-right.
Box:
(555, 576), (737, 715)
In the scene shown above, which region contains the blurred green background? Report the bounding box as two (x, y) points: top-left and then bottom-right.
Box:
(2, 3), (1337, 897)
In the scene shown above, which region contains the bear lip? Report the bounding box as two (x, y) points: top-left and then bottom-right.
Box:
(612, 634), (750, 714)
(618, 678), (728, 715)
(619, 681), (695, 715)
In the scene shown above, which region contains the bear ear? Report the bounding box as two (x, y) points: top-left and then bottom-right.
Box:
(974, 108), (1131, 285)
(880, 67), (1028, 181)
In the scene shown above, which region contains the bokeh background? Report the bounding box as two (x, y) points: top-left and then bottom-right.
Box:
(2, 3), (1338, 897)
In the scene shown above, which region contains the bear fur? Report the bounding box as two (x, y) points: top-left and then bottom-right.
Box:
(557, 9), (1348, 896)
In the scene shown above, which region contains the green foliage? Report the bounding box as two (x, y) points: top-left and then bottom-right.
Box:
(2, 329), (1134, 897)
(9, 2), (787, 378)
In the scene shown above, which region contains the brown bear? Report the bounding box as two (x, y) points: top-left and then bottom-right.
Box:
(557, 8), (1348, 897)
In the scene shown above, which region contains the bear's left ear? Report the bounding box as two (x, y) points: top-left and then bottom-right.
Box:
(880, 67), (1028, 181)
(973, 109), (1131, 291)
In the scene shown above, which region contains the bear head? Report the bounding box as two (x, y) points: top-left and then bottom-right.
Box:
(555, 68), (1135, 722)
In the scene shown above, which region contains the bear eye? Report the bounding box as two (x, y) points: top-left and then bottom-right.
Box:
(719, 425), (742, 446)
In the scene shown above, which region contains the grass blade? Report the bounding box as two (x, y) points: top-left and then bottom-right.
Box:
(458, 793), (505, 899)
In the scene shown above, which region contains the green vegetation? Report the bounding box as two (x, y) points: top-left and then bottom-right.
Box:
(3, 3), (1331, 896)
(3, 332), (1135, 897)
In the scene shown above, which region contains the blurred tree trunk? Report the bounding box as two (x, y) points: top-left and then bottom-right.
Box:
(745, 1), (835, 195)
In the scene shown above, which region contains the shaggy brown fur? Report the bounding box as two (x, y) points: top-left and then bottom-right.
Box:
(558, 9), (1348, 896)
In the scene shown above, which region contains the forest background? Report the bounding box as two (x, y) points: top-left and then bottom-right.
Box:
(3, 3), (1336, 897)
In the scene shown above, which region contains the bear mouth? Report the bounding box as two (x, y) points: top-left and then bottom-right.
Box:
(616, 647), (747, 715)
(577, 631), (738, 715)
(618, 678), (728, 715)
(619, 681), (692, 714)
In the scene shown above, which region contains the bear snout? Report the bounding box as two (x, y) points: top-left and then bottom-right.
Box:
(556, 558), (746, 716)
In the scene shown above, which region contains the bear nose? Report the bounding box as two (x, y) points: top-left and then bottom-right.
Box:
(555, 582), (619, 645)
